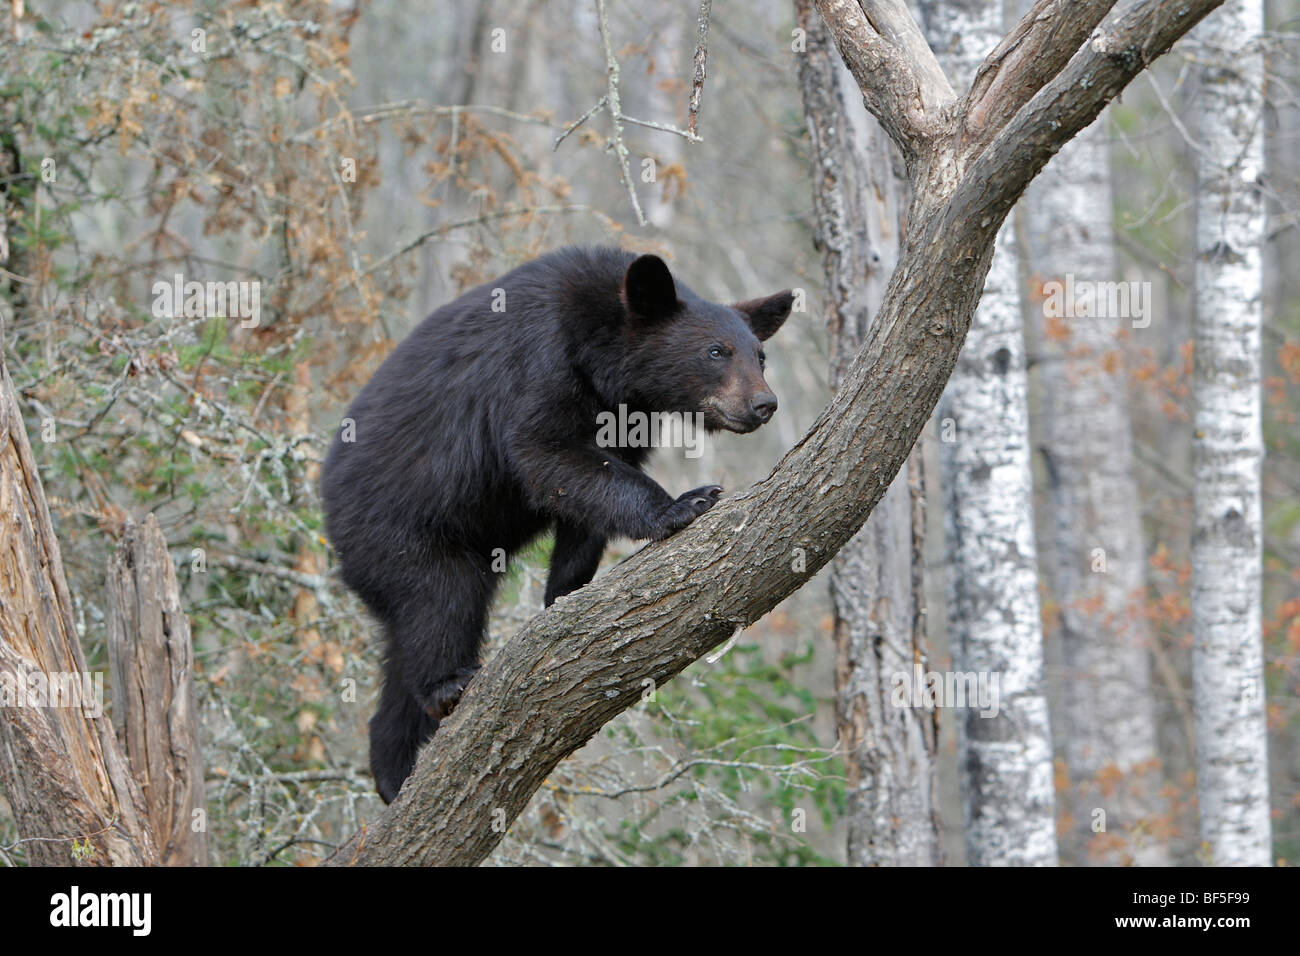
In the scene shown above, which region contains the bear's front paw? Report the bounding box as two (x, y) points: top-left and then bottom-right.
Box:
(653, 484), (723, 539)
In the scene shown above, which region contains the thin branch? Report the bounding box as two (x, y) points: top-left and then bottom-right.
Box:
(553, 96), (607, 150)
(556, 102), (702, 152)
(546, 752), (837, 800)
(617, 113), (702, 143)
(211, 768), (363, 786)
(217, 554), (329, 592)
(289, 101), (561, 145)
(363, 205), (598, 278)
(595, 0), (646, 226)
(1145, 69), (1219, 165)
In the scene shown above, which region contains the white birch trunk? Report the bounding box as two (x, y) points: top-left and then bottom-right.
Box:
(920, 0), (1057, 866)
(1022, 116), (1168, 865)
(797, 0), (941, 866)
(1192, 0), (1272, 867)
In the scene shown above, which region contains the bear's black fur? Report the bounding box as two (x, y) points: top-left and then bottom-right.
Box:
(321, 246), (791, 802)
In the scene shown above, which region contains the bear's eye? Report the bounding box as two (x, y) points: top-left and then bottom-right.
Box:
(709, 346), (727, 360)
(758, 350), (767, 370)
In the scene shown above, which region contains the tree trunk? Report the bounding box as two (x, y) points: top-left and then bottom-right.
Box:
(1021, 113), (1168, 865)
(107, 514), (209, 866)
(0, 337), (157, 866)
(1191, 0), (1272, 866)
(797, 0), (941, 867)
(919, 0), (1058, 866)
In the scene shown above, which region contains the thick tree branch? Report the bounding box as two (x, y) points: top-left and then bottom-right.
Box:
(958, 0), (1117, 155)
(812, 0), (955, 162)
(947, 0), (1227, 228)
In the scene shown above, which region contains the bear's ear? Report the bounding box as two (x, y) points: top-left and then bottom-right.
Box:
(622, 254), (680, 323)
(734, 290), (793, 341)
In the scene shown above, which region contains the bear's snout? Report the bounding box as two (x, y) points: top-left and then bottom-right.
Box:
(750, 391), (777, 424)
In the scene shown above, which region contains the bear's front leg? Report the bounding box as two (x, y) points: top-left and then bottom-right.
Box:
(652, 484), (723, 540)
(512, 436), (723, 542)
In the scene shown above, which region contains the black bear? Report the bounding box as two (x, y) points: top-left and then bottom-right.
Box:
(321, 246), (791, 803)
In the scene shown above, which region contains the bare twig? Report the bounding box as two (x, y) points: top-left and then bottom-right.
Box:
(595, 0), (646, 226)
(619, 113), (702, 142)
(554, 96), (607, 150)
(363, 205), (600, 278)
(288, 101), (560, 145)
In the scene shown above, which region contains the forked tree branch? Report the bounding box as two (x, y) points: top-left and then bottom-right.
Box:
(949, 0), (1228, 219)
(958, 0), (1118, 155)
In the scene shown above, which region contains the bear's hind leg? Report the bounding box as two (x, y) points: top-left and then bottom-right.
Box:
(368, 552), (495, 801)
(422, 665), (481, 719)
(369, 664), (439, 804)
(545, 520), (607, 606)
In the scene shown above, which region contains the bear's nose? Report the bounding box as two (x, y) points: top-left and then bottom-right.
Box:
(750, 393), (777, 422)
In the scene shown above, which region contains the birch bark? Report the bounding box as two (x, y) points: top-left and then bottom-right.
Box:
(919, 0), (1058, 866)
(1022, 116), (1167, 865)
(1192, 0), (1272, 866)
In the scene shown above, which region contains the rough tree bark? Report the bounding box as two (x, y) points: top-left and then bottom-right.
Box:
(1021, 110), (1167, 866)
(1, 327), (207, 866)
(919, 0), (1057, 866)
(1191, 0), (1272, 866)
(0, 340), (157, 866)
(320, 0), (1229, 866)
(797, 0), (940, 866)
(107, 514), (209, 866)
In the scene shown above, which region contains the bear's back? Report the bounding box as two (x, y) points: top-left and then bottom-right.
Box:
(321, 246), (635, 552)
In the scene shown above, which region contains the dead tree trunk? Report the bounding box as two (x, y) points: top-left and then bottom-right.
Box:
(0, 340), (157, 866)
(1, 326), (206, 866)
(107, 515), (209, 866)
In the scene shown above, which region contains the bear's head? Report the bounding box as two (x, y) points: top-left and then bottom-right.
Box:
(619, 254), (792, 434)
